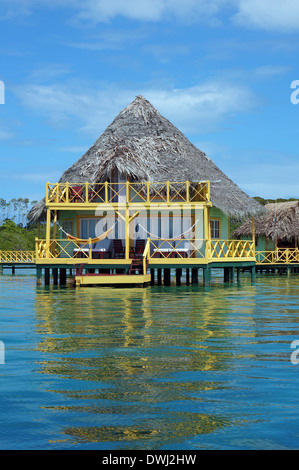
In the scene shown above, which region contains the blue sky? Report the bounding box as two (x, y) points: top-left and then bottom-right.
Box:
(1, 0), (299, 204)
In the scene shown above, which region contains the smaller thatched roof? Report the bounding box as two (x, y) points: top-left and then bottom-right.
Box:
(232, 201), (299, 241)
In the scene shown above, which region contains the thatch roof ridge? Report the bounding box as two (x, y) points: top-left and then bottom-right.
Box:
(232, 200), (299, 241)
(28, 95), (263, 223)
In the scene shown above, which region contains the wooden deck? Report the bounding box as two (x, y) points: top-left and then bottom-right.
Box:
(75, 272), (151, 287)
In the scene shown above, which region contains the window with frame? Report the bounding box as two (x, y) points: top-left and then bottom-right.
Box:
(80, 218), (98, 239)
(61, 220), (73, 239)
(210, 219), (220, 239)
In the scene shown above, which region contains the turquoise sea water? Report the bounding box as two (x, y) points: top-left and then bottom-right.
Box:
(0, 270), (299, 450)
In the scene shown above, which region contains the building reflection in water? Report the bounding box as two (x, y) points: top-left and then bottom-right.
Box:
(33, 282), (259, 447)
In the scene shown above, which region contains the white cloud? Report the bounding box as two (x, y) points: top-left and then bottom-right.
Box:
(13, 79), (259, 137)
(233, 0), (299, 31)
(0, 0), (227, 24)
(60, 146), (88, 153)
(252, 65), (291, 78)
(76, 0), (226, 23)
(0, 130), (14, 140)
(2, 0), (299, 32)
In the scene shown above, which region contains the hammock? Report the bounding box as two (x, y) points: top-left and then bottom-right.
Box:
(137, 219), (199, 240)
(67, 226), (114, 244)
(58, 223), (116, 244)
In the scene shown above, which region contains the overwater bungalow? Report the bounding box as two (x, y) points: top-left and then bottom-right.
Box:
(232, 201), (299, 268)
(28, 96), (262, 286)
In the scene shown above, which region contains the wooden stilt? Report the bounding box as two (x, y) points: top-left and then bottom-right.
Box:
(36, 268), (42, 286)
(251, 266), (256, 283)
(60, 268), (66, 286)
(52, 268), (58, 285)
(45, 268), (50, 286)
(191, 268), (198, 284)
(186, 268), (190, 285)
(164, 268), (171, 286)
(203, 267), (211, 287)
(176, 268), (182, 286)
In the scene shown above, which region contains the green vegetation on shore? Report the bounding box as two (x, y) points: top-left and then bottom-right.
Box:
(0, 220), (46, 251)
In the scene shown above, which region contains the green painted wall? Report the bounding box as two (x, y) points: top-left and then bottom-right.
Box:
(210, 207), (229, 239)
(240, 235), (275, 252)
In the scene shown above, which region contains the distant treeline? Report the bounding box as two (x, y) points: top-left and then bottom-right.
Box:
(0, 198), (38, 227)
(254, 196), (299, 205)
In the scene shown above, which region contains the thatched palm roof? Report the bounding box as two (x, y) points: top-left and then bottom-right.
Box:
(28, 95), (263, 223)
(232, 201), (299, 241)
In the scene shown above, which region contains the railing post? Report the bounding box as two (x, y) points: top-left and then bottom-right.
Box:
(66, 182), (69, 203)
(166, 181), (170, 203)
(85, 182), (89, 203)
(186, 181), (190, 203)
(89, 238), (92, 259)
(126, 181), (130, 203)
(206, 181), (210, 201)
(147, 182), (150, 203)
(105, 182), (108, 203)
(205, 239), (211, 259)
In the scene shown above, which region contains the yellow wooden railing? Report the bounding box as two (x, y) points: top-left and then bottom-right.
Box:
(149, 239), (206, 259)
(256, 248), (299, 264)
(36, 238), (92, 260)
(35, 238), (255, 263)
(46, 181), (210, 205)
(0, 251), (35, 263)
(208, 240), (255, 259)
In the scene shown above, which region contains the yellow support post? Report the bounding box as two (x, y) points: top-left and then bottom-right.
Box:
(252, 216), (255, 256)
(166, 181), (170, 203)
(204, 205), (210, 259)
(46, 208), (51, 259)
(125, 204), (130, 260)
(53, 210), (57, 241)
